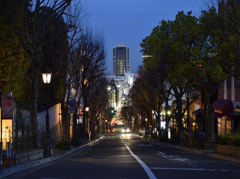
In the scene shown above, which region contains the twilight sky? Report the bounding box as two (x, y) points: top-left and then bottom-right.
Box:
(83, 0), (206, 74)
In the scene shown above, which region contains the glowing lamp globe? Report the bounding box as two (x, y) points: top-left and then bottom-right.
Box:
(42, 72), (52, 84)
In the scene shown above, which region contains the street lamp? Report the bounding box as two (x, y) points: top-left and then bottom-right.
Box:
(185, 89), (191, 128)
(145, 118), (148, 134)
(105, 120), (108, 132)
(85, 107), (89, 135)
(41, 69), (52, 157)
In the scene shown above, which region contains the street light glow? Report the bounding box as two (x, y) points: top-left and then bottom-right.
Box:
(42, 73), (52, 84)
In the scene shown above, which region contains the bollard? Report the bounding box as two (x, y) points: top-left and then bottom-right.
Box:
(7, 142), (11, 158)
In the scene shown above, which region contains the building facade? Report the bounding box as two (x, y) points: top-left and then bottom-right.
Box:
(105, 72), (134, 109)
(211, 0), (240, 136)
(113, 43), (129, 76)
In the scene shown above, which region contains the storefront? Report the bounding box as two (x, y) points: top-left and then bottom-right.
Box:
(212, 99), (240, 135)
(0, 92), (14, 150)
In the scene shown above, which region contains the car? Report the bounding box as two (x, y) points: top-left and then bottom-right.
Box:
(107, 128), (115, 133)
(122, 127), (130, 133)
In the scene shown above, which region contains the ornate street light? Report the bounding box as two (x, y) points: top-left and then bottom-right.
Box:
(42, 72), (52, 84)
(85, 107), (90, 135)
(41, 69), (52, 157)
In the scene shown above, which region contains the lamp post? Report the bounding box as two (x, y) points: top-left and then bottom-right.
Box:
(107, 86), (111, 108)
(145, 118), (148, 134)
(185, 89), (191, 128)
(85, 107), (89, 134)
(105, 120), (108, 132)
(42, 70), (52, 157)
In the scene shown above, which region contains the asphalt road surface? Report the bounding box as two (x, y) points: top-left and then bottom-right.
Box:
(3, 132), (240, 179)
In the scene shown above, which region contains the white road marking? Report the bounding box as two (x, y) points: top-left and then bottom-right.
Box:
(120, 137), (157, 179)
(156, 151), (197, 167)
(150, 167), (217, 171)
(150, 167), (240, 172)
(156, 151), (165, 155)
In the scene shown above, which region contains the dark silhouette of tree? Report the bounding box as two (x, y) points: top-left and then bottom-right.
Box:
(9, 0), (73, 149)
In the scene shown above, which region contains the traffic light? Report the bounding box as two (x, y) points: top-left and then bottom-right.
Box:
(111, 109), (114, 114)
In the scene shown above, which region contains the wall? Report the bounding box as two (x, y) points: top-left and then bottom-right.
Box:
(37, 103), (62, 144)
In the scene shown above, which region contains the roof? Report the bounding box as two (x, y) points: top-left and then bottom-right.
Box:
(114, 43), (128, 48)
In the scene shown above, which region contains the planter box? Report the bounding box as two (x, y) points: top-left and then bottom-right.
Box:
(1, 149), (44, 168)
(12, 149), (44, 165)
(214, 144), (240, 158)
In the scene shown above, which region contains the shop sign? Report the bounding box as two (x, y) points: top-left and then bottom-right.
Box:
(1, 94), (13, 119)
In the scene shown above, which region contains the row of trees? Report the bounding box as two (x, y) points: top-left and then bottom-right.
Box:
(131, 1), (239, 143)
(0, 0), (109, 151)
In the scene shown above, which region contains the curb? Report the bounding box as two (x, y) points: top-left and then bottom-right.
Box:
(0, 137), (103, 178)
(0, 155), (61, 178)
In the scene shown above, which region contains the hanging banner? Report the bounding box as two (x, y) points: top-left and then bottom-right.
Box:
(1, 94), (13, 119)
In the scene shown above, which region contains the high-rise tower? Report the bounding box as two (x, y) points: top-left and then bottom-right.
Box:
(113, 43), (129, 76)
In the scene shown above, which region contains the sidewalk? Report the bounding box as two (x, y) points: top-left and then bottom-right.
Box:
(0, 137), (102, 179)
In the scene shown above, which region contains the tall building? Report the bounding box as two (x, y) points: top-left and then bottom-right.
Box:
(113, 43), (129, 76)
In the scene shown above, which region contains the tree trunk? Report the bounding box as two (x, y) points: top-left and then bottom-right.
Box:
(237, 34), (240, 72)
(204, 91), (215, 142)
(61, 102), (68, 141)
(30, 65), (40, 149)
(177, 100), (183, 144)
(82, 85), (87, 138)
(72, 113), (77, 146)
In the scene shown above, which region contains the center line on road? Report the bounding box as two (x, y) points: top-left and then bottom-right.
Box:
(120, 137), (157, 179)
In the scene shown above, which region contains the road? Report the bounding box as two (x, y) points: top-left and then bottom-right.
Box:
(3, 132), (240, 179)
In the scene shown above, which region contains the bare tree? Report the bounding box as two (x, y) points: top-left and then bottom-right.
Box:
(78, 30), (106, 139)
(9, 0), (74, 148)
(87, 77), (108, 140)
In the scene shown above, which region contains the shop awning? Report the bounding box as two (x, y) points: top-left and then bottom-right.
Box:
(214, 113), (224, 118)
(193, 108), (223, 119)
(212, 99), (233, 117)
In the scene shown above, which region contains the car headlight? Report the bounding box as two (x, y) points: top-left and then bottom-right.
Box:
(126, 128), (130, 132)
(122, 129), (125, 132)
